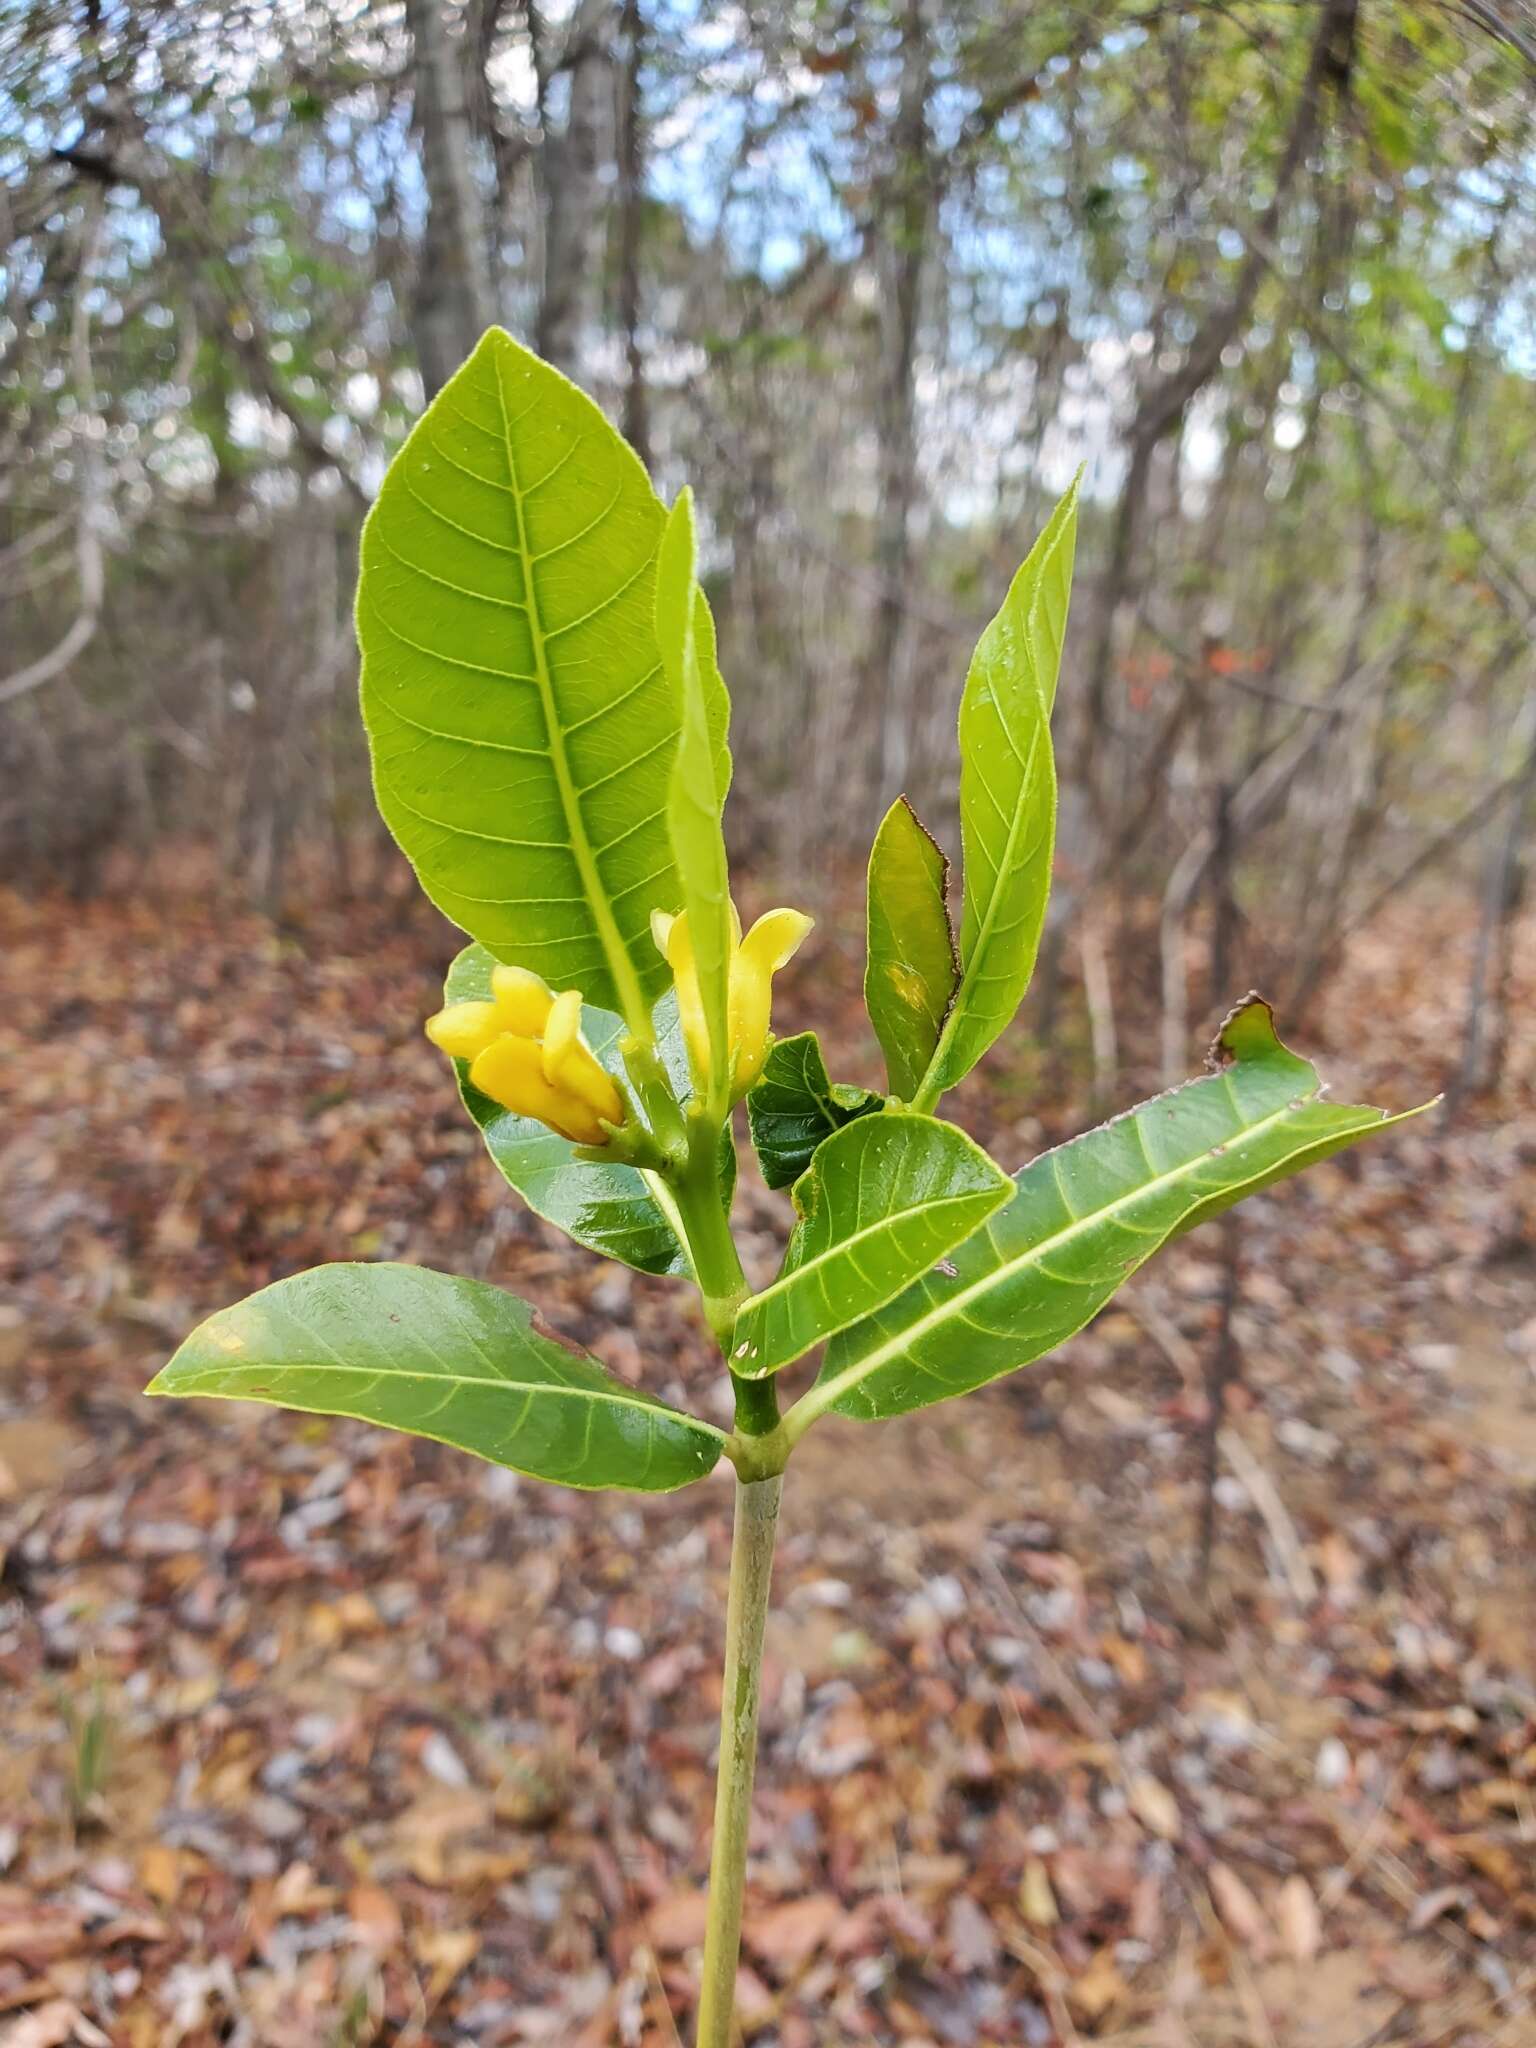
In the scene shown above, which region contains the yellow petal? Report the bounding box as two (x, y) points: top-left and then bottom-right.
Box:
(729, 908), (813, 1090)
(469, 1036), (609, 1145)
(540, 989), (583, 1084)
(490, 963), (555, 1037)
(424, 1001), (504, 1063)
(542, 991), (625, 1127)
(657, 908), (711, 1089)
(738, 907), (814, 976)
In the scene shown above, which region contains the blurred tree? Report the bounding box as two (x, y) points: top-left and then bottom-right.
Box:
(2, 0), (1532, 1076)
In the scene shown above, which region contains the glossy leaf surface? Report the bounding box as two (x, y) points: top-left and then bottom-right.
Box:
(865, 796), (960, 1099)
(358, 328), (676, 1033)
(799, 1000), (1428, 1427)
(731, 1113), (1011, 1379)
(149, 1264), (724, 1491)
(921, 476), (1078, 1103)
(444, 944), (687, 1274)
(745, 1031), (883, 1191)
(656, 489), (732, 1095)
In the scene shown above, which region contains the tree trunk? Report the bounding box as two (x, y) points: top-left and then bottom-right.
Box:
(536, 0), (614, 381)
(865, 0), (931, 810)
(616, 0), (649, 464)
(1081, 0), (1359, 795)
(405, 0), (497, 400)
(1449, 683), (1536, 1112)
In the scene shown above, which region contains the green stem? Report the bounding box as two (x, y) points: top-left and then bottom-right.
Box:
(666, 1111), (784, 1455)
(909, 1054), (947, 1117)
(622, 1037), (689, 1164)
(671, 1115), (750, 1348)
(730, 1372), (778, 1439)
(696, 1472), (782, 2048)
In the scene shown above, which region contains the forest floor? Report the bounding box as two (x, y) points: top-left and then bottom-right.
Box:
(1, 869), (1534, 2048)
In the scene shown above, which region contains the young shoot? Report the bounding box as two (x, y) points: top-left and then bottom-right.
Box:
(151, 331), (1428, 2046)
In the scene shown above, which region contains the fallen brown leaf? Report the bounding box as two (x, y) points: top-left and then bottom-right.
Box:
(347, 1882), (404, 1954)
(1208, 1863), (1270, 1956)
(646, 1891), (708, 1954)
(1129, 1770), (1182, 1841)
(1276, 1873), (1321, 1961)
(1020, 1857), (1059, 1928)
(744, 1894), (847, 1972)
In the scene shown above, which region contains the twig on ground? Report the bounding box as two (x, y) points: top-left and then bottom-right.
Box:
(1216, 1426), (1319, 1606)
(979, 1551), (1134, 1802)
(1316, 1744), (1420, 1919)
(1001, 1928), (1084, 2047)
(1121, 1288), (1204, 1397)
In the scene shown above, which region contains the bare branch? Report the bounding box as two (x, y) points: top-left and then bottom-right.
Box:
(0, 197), (106, 710)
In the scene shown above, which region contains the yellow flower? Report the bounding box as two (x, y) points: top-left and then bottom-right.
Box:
(651, 902), (813, 1099)
(425, 965), (625, 1146)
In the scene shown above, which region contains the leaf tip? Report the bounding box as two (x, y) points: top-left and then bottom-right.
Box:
(661, 484), (697, 558)
(472, 322), (517, 353)
(1208, 991), (1277, 1067)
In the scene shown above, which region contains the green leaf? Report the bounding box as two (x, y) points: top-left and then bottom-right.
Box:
(656, 487), (732, 1098)
(443, 943), (688, 1274)
(865, 797), (960, 1099)
(695, 577), (733, 806)
(148, 1264), (724, 1492)
(918, 475), (1079, 1107)
(795, 999), (1431, 1428)
(731, 1113), (1011, 1379)
(745, 1031), (883, 1191)
(357, 328), (677, 1035)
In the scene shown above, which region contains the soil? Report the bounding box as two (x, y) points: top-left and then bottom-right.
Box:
(1, 877), (1533, 2046)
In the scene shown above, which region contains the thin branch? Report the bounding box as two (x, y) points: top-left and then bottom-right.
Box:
(1332, 735), (1535, 948)
(1452, 0), (1536, 70)
(0, 198), (106, 709)
(1245, 224), (1536, 634)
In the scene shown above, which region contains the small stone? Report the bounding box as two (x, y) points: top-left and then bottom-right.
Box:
(420, 1730), (471, 1786)
(984, 1636), (1031, 1670)
(248, 1794), (305, 1841)
(1315, 1736), (1351, 1788)
(926, 1574), (966, 1618)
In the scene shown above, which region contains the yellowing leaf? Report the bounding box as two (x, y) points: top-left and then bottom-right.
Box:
(865, 796), (959, 1099)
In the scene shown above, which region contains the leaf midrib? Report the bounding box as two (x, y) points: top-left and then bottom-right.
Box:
(917, 723), (1048, 1103)
(790, 1086), (1335, 1430)
(957, 514), (1072, 967)
(159, 1355), (726, 1435)
(915, 512), (1073, 1107)
(741, 1182), (1004, 1320)
(490, 347), (651, 1035)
